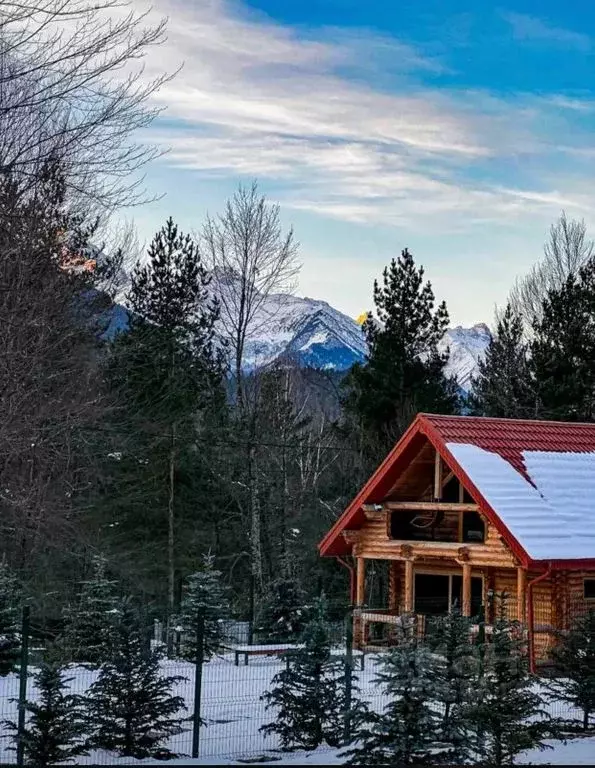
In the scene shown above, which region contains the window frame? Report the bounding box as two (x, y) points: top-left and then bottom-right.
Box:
(583, 578), (595, 600)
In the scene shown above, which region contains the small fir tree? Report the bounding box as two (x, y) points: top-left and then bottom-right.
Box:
(343, 638), (443, 766)
(4, 663), (88, 766)
(0, 559), (20, 677)
(468, 594), (553, 766)
(261, 597), (351, 750)
(426, 610), (480, 764)
(60, 554), (120, 666)
(178, 552), (229, 661)
(470, 304), (535, 418)
(545, 608), (595, 731)
(86, 600), (186, 759)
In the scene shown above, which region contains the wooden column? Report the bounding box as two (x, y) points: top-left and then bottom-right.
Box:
(458, 482), (465, 542)
(462, 562), (472, 617)
(356, 557), (366, 606)
(517, 566), (527, 624)
(404, 560), (414, 613)
(434, 451), (442, 500)
(388, 562), (399, 612)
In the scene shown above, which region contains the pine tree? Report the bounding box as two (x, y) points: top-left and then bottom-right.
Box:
(102, 218), (226, 635)
(467, 595), (553, 766)
(530, 259), (595, 421)
(343, 638), (443, 766)
(343, 249), (459, 462)
(178, 552), (229, 661)
(470, 304), (535, 418)
(0, 559), (20, 677)
(261, 597), (351, 750)
(546, 609), (595, 731)
(426, 610), (480, 764)
(60, 554), (120, 666)
(4, 663), (88, 766)
(86, 600), (186, 759)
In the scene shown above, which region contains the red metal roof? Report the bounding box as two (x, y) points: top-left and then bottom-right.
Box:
(424, 414), (595, 483)
(319, 413), (595, 568)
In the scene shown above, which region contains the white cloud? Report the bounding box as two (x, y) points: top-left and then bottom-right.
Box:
(127, 0), (595, 234)
(501, 11), (591, 51)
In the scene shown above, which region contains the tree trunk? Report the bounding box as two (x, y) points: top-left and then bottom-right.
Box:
(248, 443), (264, 600)
(167, 424), (176, 656)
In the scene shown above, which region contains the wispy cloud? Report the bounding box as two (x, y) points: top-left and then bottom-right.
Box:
(501, 11), (591, 51)
(128, 0), (595, 233)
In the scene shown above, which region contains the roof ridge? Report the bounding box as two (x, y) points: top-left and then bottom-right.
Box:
(421, 413), (595, 428)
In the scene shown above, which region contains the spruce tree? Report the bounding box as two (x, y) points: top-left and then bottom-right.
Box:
(4, 663), (88, 766)
(102, 218), (226, 635)
(60, 554), (120, 666)
(178, 552), (229, 661)
(470, 304), (535, 418)
(86, 600), (186, 759)
(0, 559), (20, 677)
(531, 259), (595, 421)
(343, 638), (443, 765)
(467, 595), (553, 766)
(261, 597), (351, 750)
(343, 248), (459, 462)
(546, 609), (595, 731)
(426, 610), (479, 764)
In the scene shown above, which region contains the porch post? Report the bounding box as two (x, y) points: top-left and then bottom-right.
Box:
(356, 557), (366, 606)
(388, 562), (399, 612)
(404, 559), (414, 613)
(517, 566), (527, 624)
(462, 562), (472, 617)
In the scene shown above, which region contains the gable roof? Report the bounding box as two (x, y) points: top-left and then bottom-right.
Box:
(319, 414), (595, 567)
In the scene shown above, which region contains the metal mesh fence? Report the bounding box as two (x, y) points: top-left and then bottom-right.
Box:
(0, 598), (592, 764)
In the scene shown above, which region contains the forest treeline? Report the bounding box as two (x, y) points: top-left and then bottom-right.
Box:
(1, 0), (595, 640)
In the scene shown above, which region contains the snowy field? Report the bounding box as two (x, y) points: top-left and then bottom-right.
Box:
(0, 654), (594, 765)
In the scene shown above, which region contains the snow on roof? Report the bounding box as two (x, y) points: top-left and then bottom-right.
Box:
(447, 442), (595, 561)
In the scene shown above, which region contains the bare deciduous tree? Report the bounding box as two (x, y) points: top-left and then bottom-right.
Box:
(202, 182), (300, 409)
(508, 211), (594, 331)
(0, 0), (170, 209)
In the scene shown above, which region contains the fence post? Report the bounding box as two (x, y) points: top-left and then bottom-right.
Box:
(191, 607), (205, 759)
(343, 608), (354, 745)
(16, 605), (30, 768)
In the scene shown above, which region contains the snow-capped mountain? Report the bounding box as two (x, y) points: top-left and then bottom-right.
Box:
(240, 293), (368, 372)
(439, 324), (492, 391)
(235, 291), (491, 391)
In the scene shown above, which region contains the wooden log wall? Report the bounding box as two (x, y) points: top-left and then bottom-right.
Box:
(353, 512), (516, 568)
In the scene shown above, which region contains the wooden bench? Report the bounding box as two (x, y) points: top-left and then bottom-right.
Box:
(225, 643), (365, 669)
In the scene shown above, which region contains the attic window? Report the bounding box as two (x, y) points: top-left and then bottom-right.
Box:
(584, 579), (595, 600)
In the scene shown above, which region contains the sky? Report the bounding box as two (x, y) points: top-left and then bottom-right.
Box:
(126, 0), (595, 327)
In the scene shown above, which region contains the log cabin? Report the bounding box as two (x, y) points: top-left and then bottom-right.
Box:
(319, 414), (595, 670)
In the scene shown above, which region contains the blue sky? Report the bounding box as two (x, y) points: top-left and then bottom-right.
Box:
(128, 0), (595, 326)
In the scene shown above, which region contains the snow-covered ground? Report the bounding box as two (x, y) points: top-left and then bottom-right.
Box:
(0, 654), (593, 765)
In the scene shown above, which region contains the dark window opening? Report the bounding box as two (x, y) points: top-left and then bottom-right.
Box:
(584, 579), (595, 600)
(463, 511), (485, 543)
(390, 510), (449, 542)
(414, 573), (483, 617)
(414, 574), (450, 615)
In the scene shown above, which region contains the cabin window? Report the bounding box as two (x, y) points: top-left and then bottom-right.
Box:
(462, 511), (485, 543)
(584, 579), (595, 600)
(414, 573), (483, 616)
